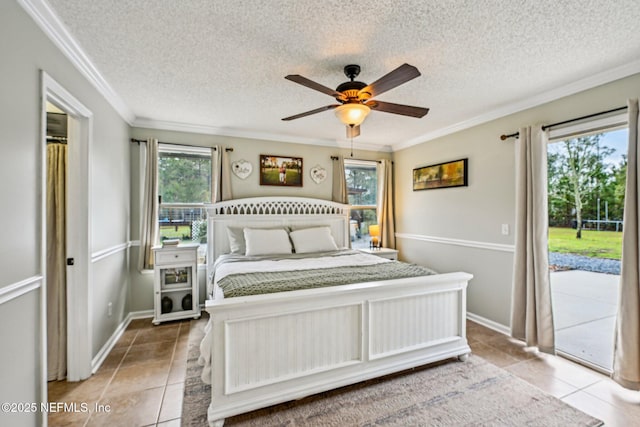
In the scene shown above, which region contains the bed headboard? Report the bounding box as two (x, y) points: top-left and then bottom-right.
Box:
(205, 197), (350, 277)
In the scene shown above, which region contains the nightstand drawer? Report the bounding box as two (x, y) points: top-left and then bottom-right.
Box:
(155, 249), (196, 265)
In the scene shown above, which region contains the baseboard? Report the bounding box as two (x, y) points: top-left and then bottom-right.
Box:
(466, 312), (511, 336)
(91, 310), (154, 374)
(128, 309), (155, 320)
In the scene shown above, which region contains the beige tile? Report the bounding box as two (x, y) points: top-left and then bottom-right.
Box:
(466, 320), (504, 342)
(172, 341), (188, 362)
(133, 324), (180, 345)
(87, 386), (164, 427)
(114, 329), (138, 349)
(98, 346), (127, 372)
(583, 379), (640, 418)
(157, 418), (181, 427)
(128, 318), (154, 330)
(178, 322), (191, 338)
(485, 334), (539, 362)
(121, 341), (176, 367)
(562, 390), (638, 426)
(167, 359), (187, 385)
(505, 358), (579, 398)
(159, 383), (184, 422)
(48, 371), (114, 405)
(469, 341), (521, 368)
(538, 353), (605, 389)
(104, 361), (170, 398)
(47, 409), (91, 427)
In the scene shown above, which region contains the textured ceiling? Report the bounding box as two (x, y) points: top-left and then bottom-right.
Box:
(45, 0), (640, 149)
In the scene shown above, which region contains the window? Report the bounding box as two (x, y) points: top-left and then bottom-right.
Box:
(157, 144), (212, 262)
(344, 159), (378, 249)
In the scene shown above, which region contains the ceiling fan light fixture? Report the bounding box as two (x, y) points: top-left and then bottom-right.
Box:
(334, 103), (371, 126)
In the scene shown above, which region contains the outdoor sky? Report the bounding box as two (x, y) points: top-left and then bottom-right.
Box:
(548, 127), (628, 166)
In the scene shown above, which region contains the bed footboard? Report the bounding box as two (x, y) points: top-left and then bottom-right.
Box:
(204, 272), (472, 426)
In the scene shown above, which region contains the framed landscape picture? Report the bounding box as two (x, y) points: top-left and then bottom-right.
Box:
(259, 155), (303, 187)
(413, 158), (468, 191)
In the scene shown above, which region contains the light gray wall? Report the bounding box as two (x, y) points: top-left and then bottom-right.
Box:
(0, 2), (131, 423)
(394, 72), (640, 328)
(129, 127), (392, 311)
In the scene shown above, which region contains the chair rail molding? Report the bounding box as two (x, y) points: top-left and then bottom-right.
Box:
(0, 276), (42, 305)
(91, 242), (131, 263)
(396, 233), (515, 253)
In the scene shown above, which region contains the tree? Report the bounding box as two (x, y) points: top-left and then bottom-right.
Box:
(548, 134), (614, 238)
(610, 155), (627, 220)
(158, 153), (212, 204)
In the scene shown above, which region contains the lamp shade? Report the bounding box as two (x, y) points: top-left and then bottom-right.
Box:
(334, 103), (371, 126)
(368, 224), (380, 248)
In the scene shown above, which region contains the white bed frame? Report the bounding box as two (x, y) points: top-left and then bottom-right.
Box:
(204, 197), (472, 426)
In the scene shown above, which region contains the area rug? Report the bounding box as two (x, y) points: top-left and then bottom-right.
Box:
(182, 318), (602, 426)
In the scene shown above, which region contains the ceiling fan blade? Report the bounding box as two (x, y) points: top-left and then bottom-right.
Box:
(346, 125), (360, 138)
(285, 75), (346, 100)
(282, 104), (340, 121)
(366, 100), (429, 118)
(358, 63), (421, 98)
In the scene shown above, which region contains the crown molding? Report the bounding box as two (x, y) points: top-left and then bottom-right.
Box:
(394, 59), (640, 151)
(20, 0), (639, 151)
(18, 0), (136, 124)
(133, 117), (393, 152)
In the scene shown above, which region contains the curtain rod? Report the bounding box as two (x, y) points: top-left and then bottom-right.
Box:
(129, 138), (233, 151)
(500, 105), (628, 141)
(331, 156), (383, 163)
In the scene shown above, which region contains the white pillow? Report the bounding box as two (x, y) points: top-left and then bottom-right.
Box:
(226, 227), (247, 254)
(289, 227), (338, 254)
(243, 228), (292, 256)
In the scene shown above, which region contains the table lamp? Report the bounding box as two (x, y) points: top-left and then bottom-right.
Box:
(369, 224), (380, 249)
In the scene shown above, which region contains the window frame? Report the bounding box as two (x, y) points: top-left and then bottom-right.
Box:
(344, 159), (379, 248)
(156, 143), (212, 262)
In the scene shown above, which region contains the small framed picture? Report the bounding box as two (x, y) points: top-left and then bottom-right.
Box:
(413, 158), (468, 191)
(259, 155), (303, 187)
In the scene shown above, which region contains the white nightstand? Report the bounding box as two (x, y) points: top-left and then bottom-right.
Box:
(357, 247), (399, 261)
(152, 244), (201, 325)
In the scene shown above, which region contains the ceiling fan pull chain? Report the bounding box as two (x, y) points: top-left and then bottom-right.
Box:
(350, 135), (354, 158)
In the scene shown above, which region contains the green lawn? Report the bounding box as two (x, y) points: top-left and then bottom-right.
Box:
(261, 168), (302, 186)
(160, 225), (192, 241)
(548, 227), (622, 260)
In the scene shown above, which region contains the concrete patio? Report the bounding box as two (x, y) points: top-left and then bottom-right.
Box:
(551, 270), (620, 371)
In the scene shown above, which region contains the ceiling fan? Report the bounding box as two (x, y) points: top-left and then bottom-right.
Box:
(282, 63), (429, 138)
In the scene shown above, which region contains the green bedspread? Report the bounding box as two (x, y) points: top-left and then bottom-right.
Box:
(218, 261), (437, 298)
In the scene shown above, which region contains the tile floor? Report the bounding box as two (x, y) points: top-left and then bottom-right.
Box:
(48, 318), (640, 426)
(47, 319), (188, 426)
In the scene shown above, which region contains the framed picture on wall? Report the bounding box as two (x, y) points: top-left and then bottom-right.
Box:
(259, 155), (303, 187)
(413, 158), (468, 191)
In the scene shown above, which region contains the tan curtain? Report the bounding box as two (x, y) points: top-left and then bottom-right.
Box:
(47, 143), (67, 381)
(138, 138), (159, 270)
(211, 146), (232, 203)
(510, 126), (555, 354)
(377, 159), (396, 249)
(332, 155), (348, 204)
(613, 99), (640, 390)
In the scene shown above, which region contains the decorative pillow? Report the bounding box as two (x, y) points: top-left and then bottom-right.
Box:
(289, 227), (338, 254)
(243, 228), (292, 256)
(226, 227), (247, 254)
